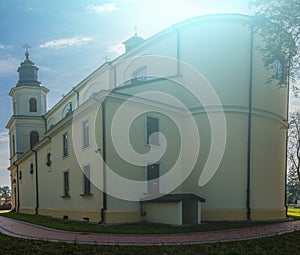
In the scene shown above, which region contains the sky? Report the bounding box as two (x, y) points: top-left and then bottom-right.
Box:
(0, 0), (296, 188)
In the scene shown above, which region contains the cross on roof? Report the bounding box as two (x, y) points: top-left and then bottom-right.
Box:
(23, 43), (31, 58)
(103, 56), (110, 63)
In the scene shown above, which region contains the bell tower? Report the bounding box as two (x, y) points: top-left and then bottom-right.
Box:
(6, 46), (49, 163)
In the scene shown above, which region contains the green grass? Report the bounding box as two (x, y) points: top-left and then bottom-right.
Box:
(1, 210), (300, 254)
(0, 212), (287, 234)
(0, 230), (300, 255)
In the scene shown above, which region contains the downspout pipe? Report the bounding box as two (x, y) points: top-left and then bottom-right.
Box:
(246, 27), (254, 221)
(72, 87), (80, 108)
(101, 100), (107, 223)
(31, 149), (39, 215)
(13, 162), (20, 212)
(284, 56), (292, 217)
(172, 25), (181, 75)
(93, 95), (107, 224)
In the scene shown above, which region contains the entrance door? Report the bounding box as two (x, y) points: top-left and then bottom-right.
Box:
(147, 163), (160, 194)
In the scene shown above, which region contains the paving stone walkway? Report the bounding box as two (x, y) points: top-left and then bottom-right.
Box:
(0, 216), (299, 246)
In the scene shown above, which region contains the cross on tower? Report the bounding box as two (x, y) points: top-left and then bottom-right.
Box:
(134, 27), (138, 36)
(23, 43), (31, 59)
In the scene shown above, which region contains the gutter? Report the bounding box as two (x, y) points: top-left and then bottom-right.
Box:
(246, 27), (254, 221)
(31, 149), (39, 215)
(72, 87), (80, 108)
(13, 162), (20, 212)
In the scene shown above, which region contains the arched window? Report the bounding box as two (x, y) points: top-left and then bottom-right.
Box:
(62, 102), (73, 118)
(132, 66), (147, 84)
(30, 131), (39, 148)
(29, 98), (37, 112)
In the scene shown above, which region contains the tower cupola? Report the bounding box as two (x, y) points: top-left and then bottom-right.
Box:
(16, 46), (41, 87)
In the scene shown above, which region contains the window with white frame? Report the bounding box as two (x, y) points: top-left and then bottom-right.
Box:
(274, 59), (283, 81)
(62, 133), (68, 157)
(29, 98), (37, 112)
(146, 116), (159, 145)
(83, 164), (91, 195)
(63, 171), (70, 197)
(132, 67), (147, 83)
(82, 120), (90, 149)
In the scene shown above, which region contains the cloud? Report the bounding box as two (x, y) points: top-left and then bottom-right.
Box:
(87, 3), (117, 14)
(39, 37), (93, 49)
(0, 58), (18, 77)
(0, 132), (8, 143)
(0, 44), (5, 49)
(108, 43), (125, 57)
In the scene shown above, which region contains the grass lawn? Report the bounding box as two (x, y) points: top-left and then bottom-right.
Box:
(0, 211), (289, 234)
(0, 230), (300, 255)
(1, 209), (300, 254)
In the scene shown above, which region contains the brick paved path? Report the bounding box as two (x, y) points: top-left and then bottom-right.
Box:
(0, 216), (299, 246)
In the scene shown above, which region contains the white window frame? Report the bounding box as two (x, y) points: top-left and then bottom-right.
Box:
(82, 164), (92, 195)
(145, 115), (160, 146)
(82, 119), (90, 149)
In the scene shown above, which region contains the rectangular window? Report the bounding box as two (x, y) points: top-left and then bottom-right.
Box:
(146, 163), (160, 194)
(82, 120), (90, 148)
(146, 116), (159, 145)
(274, 59), (283, 81)
(132, 67), (147, 84)
(63, 133), (68, 157)
(63, 171), (70, 196)
(83, 165), (91, 195)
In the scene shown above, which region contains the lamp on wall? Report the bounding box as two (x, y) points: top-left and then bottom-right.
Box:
(30, 163), (34, 175)
(46, 152), (52, 166)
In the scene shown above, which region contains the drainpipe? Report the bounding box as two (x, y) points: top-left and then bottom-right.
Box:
(108, 63), (117, 88)
(100, 100), (107, 223)
(13, 162), (20, 212)
(246, 27), (254, 221)
(93, 96), (107, 224)
(31, 149), (39, 215)
(72, 87), (80, 108)
(172, 25), (181, 75)
(284, 56), (291, 217)
(43, 116), (47, 132)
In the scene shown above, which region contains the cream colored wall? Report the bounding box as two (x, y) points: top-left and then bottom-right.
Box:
(250, 115), (286, 213)
(143, 202), (182, 225)
(18, 155), (36, 212)
(38, 116), (103, 218)
(104, 94), (183, 210)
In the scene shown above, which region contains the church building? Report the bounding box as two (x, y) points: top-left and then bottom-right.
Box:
(7, 14), (289, 225)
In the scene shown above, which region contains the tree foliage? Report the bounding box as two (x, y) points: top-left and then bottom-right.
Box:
(249, 0), (300, 92)
(0, 186), (11, 196)
(288, 112), (300, 185)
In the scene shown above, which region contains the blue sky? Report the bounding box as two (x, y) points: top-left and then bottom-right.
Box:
(0, 0), (255, 187)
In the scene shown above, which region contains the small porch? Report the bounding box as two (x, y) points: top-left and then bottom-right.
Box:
(141, 193), (205, 225)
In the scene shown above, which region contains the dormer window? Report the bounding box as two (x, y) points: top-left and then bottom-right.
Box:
(29, 98), (37, 112)
(132, 67), (147, 84)
(62, 102), (73, 117)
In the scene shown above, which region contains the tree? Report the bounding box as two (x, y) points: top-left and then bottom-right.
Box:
(287, 112), (300, 202)
(0, 186), (11, 196)
(249, 0), (300, 93)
